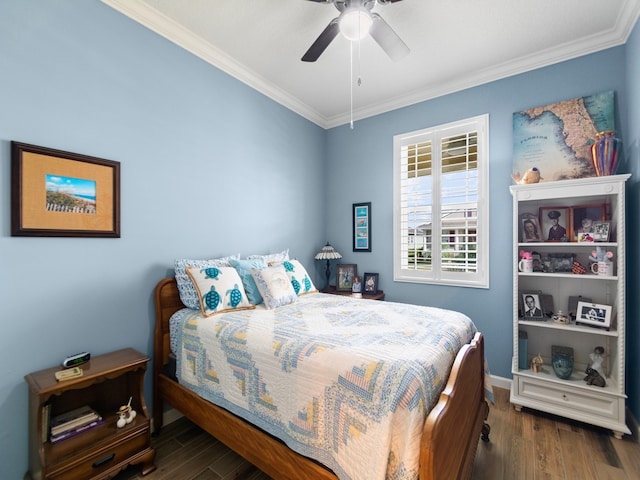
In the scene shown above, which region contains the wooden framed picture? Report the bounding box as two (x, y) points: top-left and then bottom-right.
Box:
(539, 207), (570, 242)
(576, 301), (612, 329)
(11, 142), (120, 237)
(519, 213), (542, 242)
(571, 204), (607, 242)
(363, 272), (379, 294)
(336, 264), (357, 291)
(353, 202), (371, 252)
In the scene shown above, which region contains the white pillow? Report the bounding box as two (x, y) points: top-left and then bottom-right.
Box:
(186, 266), (254, 317)
(250, 265), (298, 309)
(246, 249), (289, 264)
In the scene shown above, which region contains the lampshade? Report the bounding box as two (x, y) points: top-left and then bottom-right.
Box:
(315, 242), (343, 260)
(339, 7), (373, 41)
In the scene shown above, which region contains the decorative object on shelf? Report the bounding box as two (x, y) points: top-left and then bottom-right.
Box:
(540, 207), (569, 242)
(336, 263), (357, 292)
(352, 202), (371, 252)
(571, 261), (587, 275)
(552, 310), (570, 325)
(116, 397), (137, 428)
(591, 130), (622, 177)
(519, 213), (542, 242)
(589, 346), (606, 377)
(512, 167), (542, 185)
(589, 247), (614, 276)
(584, 368), (606, 387)
(10, 141), (121, 238)
(551, 345), (574, 380)
(518, 250), (533, 273)
(531, 353), (543, 373)
(521, 292), (545, 320)
(571, 204), (607, 242)
(363, 272), (379, 294)
(548, 253), (574, 272)
(314, 242), (343, 290)
(592, 221), (611, 242)
(576, 301), (612, 329)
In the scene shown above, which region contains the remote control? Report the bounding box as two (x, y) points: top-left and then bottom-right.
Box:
(62, 352), (91, 368)
(55, 367), (83, 381)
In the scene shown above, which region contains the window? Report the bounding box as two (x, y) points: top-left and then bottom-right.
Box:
(393, 114), (489, 288)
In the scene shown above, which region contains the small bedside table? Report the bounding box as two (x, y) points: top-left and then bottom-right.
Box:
(25, 348), (156, 480)
(321, 285), (385, 301)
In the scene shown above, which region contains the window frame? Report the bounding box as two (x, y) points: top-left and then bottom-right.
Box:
(393, 114), (490, 288)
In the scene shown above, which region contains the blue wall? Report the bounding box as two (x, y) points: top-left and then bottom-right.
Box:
(0, 1), (637, 478)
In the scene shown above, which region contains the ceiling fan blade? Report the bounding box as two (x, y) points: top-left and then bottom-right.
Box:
(302, 18), (340, 62)
(369, 13), (409, 61)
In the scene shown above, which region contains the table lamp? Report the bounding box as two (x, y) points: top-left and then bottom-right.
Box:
(314, 242), (342, 290)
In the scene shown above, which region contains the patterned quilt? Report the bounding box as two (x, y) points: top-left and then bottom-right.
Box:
(172, 293), (477, 480)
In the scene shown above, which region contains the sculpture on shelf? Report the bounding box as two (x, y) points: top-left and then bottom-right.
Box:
(531, 353), (543, 373)
(584, 367), (606, 387)
(589, 346), (606, 377)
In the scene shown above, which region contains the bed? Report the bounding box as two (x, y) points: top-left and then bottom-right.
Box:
(153, 276), (490, 480)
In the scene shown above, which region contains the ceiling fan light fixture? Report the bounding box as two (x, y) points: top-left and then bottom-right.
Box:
(339, 8), (372, 41)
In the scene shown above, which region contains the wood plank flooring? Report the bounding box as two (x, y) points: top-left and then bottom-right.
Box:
(114, 387), (639, 480)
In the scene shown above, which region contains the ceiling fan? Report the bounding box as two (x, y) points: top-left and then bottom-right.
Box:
(301, 0), (409, 62)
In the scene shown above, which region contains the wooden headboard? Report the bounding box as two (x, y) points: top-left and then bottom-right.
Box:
(153, 277), (183, 369)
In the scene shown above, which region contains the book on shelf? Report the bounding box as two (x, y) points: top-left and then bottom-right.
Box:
(50, 405), (101, 436)
(50, 418), (105, 444)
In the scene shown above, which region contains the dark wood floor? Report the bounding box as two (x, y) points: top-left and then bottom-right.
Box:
(115, 387), (640, 480)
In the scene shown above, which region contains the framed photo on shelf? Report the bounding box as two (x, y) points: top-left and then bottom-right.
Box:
(592, 222), (611, 242)
(336, 264), (357, 291)
(572, 204), (607, 242)
(539, 207), (570, 242)
(353, 202), (371, 252)
(363, 272), (379, 294)
(521, 292), (545, 320)
(519, 213), (542, 242)
(11, 141), (120, 237)
(576, 301), (612, 329)
(548, 253), (574, 272)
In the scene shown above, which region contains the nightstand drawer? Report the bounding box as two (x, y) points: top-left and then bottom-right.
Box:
(48, 429), (149, 480)
(517, 377), (619, 419)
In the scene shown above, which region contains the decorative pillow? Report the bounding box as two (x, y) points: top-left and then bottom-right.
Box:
(175, 255), (240, 309)
(229, 257), (268, 305)
(246, 249), (289, 264)
(277, 260), (317, 295)
(185, 266), (254, 317)
(250, 265), (298, 309)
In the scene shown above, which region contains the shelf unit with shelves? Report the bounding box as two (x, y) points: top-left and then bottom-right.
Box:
(510, 174), (631, 439)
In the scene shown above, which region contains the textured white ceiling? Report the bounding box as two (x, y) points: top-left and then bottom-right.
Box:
(102, 0), (640, 128)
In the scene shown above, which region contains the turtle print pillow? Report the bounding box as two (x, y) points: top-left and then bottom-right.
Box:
(186, 266), (254, 317)
(250, 265), (298, 309)
(175, 255), (240, 309)
(273, 260), (317, 296)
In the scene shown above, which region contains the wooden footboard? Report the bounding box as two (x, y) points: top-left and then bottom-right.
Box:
(153, 277), (489, 480)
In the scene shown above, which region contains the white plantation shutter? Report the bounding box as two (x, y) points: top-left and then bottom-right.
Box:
(393, 115), (489, 288)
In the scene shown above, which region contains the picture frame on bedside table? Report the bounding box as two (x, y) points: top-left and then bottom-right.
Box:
(336, 264), (357, 291)
(363, 272), (379, 294)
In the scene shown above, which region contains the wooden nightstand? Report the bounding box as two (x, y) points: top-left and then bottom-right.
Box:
(25, 348), (155, 480)
(321, 285), (385, 301)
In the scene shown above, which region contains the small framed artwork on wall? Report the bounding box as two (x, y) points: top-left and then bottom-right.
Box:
(353, 202), (371, 252)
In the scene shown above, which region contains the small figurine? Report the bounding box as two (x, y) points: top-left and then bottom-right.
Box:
(589, 346), (605, 377)
(512, 167), (542, 185)
(116, 397), (137, 428)
(552, 310), (570, 325)
(531, 353), (543, 373)
(584, 367), (606, 387)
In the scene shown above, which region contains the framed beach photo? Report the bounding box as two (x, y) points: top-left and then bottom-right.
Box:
(11, 142), (120, 237)
(336, 264), (357, 291)
(353, 202), (371, 252)
(576, 301), (612, 329)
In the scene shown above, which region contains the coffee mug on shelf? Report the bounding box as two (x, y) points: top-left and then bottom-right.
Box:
(518, 258), (533, 273)
(591, 261), (613, 276)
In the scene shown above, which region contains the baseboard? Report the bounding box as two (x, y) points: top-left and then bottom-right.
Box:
(489, 374), (512, 390)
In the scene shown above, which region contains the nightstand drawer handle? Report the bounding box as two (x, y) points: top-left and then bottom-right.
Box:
(93, 453), (115, 468)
